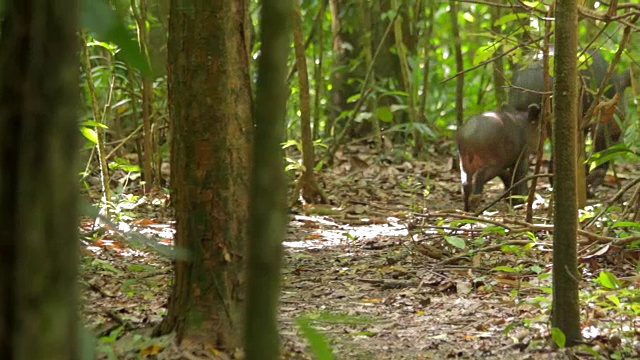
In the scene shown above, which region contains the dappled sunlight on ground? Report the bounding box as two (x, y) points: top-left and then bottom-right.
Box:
(80, 144), (640, 359)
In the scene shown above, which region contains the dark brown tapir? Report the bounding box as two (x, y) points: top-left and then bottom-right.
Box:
(456, 104), (541, 211)
(508, 49), (632, 194)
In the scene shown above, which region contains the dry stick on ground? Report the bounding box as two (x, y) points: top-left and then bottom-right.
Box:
(505, 218), (640, 246)
(584, 175), (640, 229)
(416, 212), (515, 232)
(416, 211), (640, 266)
(473, 173), (552, 215)
(421, 210), (639, 247)
(436, 240), (539, 266)
(422, 214), (640, 263)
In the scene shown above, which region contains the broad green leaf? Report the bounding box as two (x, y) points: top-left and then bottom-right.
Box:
(346, 93), (361, 103)
(492, 266), (516, 273)
(444, 236), (466, 249)
(606, 295), (620, 307)
(81, 127), (99, 144)
(375, 107), (393, 123)
(81, 0), (151, 76)
(81, 120), (109, 129)
(494, 13), (526, 26)
(529, 265), (543, 274)
(295, 318), (334, 360)
(462, 12), (475, 22)
(587, 144), (637, 169)
(551, 327), (566, 348)
(611, 221), (640, 228)
(597, 271), (620, 290)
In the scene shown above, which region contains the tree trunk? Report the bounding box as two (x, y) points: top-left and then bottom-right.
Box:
(132, 0), (157, 192)
(552, 0), (582, 347)
(293, 1), (327, 204)
(312, 1), (326, 140)
(0, 0), (80, 358)
(490, 1), (505, 106)
(154, 0), (252, 350)
(526, 8), (554, 222)
(391, 0), (417, 130)
(244, 0), (292, 359)
(418, 1), (435, 127)
(450, 0), (464, 126)
(327, 0), (346, 138)
(357, 0), (381, 149)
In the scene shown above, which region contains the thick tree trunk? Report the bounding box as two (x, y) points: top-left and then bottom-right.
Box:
(0, 0), (80, 358)
(552, 0), (582, 347)
(155, 0), (252, 350)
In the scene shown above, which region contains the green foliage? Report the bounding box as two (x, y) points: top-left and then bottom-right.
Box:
(295, 311), (375, 359)
(550, 327), (566, 348)
(587, 143), (639, 170)
(444, 235), (466, 250)
(595, 271), (621, 290)
(295, 317), (334, 360)
(81, 0), (151, 75)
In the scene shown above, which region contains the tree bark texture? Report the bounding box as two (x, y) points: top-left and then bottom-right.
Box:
(156, 0), (252, 350)
(552, 0), (582, 346)
(0, 0), (80, 359)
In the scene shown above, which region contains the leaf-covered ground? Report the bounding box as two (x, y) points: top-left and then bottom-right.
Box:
(81, 144), (640, 359)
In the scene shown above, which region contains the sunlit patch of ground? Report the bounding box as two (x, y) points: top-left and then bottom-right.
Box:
(80, 145), (640, 359)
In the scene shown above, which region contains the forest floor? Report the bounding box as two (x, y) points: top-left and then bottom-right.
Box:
(80, 142), (640, 359)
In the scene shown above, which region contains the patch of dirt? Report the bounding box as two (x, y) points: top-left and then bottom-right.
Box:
(80, 144), (640, 359)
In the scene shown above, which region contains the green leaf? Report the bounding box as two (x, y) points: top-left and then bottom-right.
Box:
(375, 107), (393, 123)
(587, 144), (637, 169)
(597, 271), (620, 290)
(346, 93), (360, 103)
(295, 318), (334, 360)
(529, 265), (543, 274)
(494, 13), (521, 26)
(606, 295), (620, 307)
(81, 0), (152, 76)
(492, 266), (516, 273)
(80, 127), (99, 144)
(551, 327), (566, 348)
(462, 12), (475, 22)
(444, 236), (466, 250)
(481, 226), (506, 235)
(81, 119), (109, 129)
(611, 221), (640, 228)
